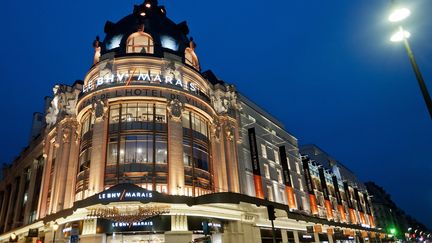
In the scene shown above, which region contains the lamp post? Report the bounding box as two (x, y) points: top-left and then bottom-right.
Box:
(52, 222), (59, 243)
(389, 6), (432, 119)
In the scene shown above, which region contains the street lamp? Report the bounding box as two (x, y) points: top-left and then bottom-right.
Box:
(388, 6), (432, 119)
(52, 222), (59, 243)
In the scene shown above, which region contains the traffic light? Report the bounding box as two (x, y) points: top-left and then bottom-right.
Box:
(267, 205), (276, 220)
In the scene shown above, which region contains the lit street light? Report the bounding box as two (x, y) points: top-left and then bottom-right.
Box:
(388, 6), (432, 119)
(52, 222), (59, 242)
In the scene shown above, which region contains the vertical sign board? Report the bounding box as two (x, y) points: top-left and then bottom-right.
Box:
(318, 167), (333, 220)
(343, 181), (357, 224)
(332, 176), (347, 222)
(248, 128), (264, 199)
(354, 188), (366, 225)
(302, 157), (318, 215)
(279, 145), (296, 209)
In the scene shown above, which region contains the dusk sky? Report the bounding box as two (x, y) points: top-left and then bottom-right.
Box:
(1, 0), (431, 228)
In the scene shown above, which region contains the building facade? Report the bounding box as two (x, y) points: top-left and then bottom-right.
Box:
(0, 1), (381, 243)
(300, 145), (375, 229)
(365, 181), (430, 241)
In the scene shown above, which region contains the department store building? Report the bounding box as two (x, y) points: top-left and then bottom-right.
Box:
(0, 1), (383, 242)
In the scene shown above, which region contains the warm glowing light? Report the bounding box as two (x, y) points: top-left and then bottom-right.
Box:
(389, 8), (411, 22)
(390, 29), (410, 42)
(52, 222), (59, 231)
(145, 3), (151, 8)
(140, 12), (146, 17)
(10, 233), (17, 240)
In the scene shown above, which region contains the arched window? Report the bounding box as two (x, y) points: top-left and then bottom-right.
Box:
(126, 31), (154, 54)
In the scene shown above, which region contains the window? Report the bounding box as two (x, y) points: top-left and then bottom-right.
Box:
(274, 149), (279, 163)
(80, 112), (95, 137)
(261, 144), (267, 158)
(267, 185), (274, 201)
(182, 111), (211, 195)
(298, 178), (304, 191)
(263, 164), (270, 179)
(126, 31), (154, 54)
(277, 169), (283, 184)
(295, 162), (301, 174)
(104, 102), (168, 189)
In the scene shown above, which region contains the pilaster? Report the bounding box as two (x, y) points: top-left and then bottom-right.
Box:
(210, 120), (228, 192)
(167, 100), (185, 195)
(63, 121), (80, 208)
(52, 121), (74, 212)
(221, 120), (240, 193)
(88, 104), (108, 196)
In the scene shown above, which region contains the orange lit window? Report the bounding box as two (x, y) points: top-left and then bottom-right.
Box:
(126, 32), (154, 54)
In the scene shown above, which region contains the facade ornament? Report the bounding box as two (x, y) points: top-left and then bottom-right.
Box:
(93, 36), (101, 64)
(210, 85), (241, 115)
(167, 99), (183, 122)
(211, 119), (221, 141)
(93, 99), (108, 121)
(161, 60), (182, 81)
(62, 128), (71, 144)
(45, 84), (80, 128)
(184, 37), (200, 70)
(224, 122), (235, 141)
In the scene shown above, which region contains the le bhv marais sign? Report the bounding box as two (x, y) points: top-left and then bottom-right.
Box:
(83, 68), (199, 94)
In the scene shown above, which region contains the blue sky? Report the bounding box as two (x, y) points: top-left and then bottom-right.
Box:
(1, 0), (431, 228)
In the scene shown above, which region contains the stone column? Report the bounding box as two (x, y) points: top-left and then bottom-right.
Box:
(63, 122), (79, 208)
(167, 99), (185, 195)
(49, 130), (63, 214)
(314, 232), (320, 243)
(282, 229), (288, 243)
(52, 122), (74, 212)
(293, 230), (300, 243)
(222, 120), (240, 193)
(165, 215), (192, 243)
(222, 221), (261, 243)
(210, 120), (228, 192)
(88, 103), (109, 196)
(328, 233), (334, 243)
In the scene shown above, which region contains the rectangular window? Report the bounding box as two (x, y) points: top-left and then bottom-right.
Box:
(296, 162), (301, 174)
(298, 178), (304, 191)
(274, 149), (279, 163)
(264, 164), (270, 179)
(277, 169), (283, 184)
(261, 144), (267, 158)
(267, 185), (274, 201)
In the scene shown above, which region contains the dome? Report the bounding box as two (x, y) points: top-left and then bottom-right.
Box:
(98, 0), (197, 68)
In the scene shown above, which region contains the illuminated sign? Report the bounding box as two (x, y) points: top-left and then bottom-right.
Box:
(112, 221), (153, 228)
(98, 189), (153, 201)
(83, 70), (198, 94)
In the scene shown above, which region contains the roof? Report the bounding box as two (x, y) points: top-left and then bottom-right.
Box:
(100, 0), (191, 59)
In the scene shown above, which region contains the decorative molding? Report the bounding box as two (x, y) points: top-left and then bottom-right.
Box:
(167, 99), (183, 122)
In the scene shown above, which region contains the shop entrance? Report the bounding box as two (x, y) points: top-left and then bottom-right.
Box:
(107, 232), (165, 243)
